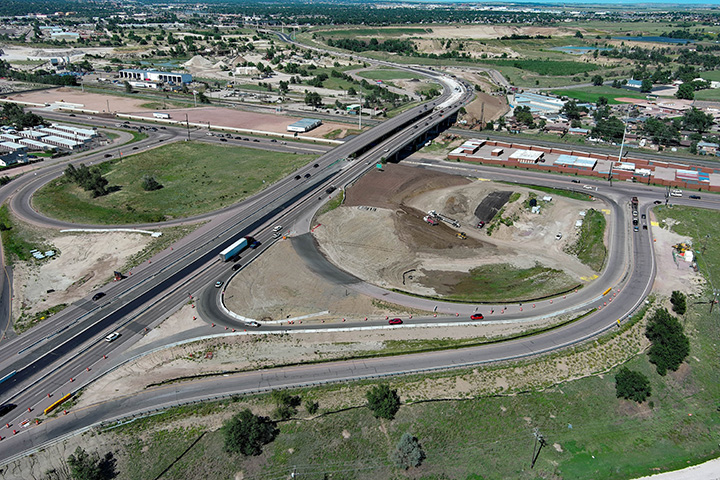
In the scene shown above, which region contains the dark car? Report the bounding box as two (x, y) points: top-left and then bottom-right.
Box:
(641, 214), (646, 219)
(689, 195), (701, 199)
(232, 264), (242, 271)
(220, 138), (227, 142)
(104, 153), (112, 158)
(0, 404), (16, 417)
(571, 179), (581, 184)
(295, 175), (301, 180)
(304, 173), (311, 178)
(270, 139), (277, 143)
(643, 225), (648, 230)
(388, 318), (403, 325)
(249, 240), (261, 249)
(632, 219), (638, 226)
(325, 186), (336, 194)
(653, 200), (662, 205)
(313, 163), (319, 168)
(253, 139), (260, 142)
(92, 292), (105, 301)
(471, 313), (484, 320)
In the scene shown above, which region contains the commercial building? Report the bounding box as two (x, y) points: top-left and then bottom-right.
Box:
(119, 68), (192, 85)
(287, 118), (322, 133)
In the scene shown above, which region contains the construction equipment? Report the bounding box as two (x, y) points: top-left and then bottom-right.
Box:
(456, 232), (467, 240)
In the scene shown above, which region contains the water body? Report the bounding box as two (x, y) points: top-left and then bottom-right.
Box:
(553, 46), (612, 55)
(613, 36), (694, 44)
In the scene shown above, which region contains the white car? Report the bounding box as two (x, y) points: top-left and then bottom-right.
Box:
(245, 321), (261, 327)
(273, 225), (283, 232)
(555, 233), (562, 240)
(105, 332), (120, 342)
(582, 185), (593, 190)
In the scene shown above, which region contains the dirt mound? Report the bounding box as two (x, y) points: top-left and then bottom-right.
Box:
(344, 164), (470, 210)
(183, 55), (213, 67)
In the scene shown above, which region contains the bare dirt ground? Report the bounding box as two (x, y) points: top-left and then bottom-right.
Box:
(313, 164), (598, 297)
(7, 87), (150, 114)
(650, 215), (704, 298)
(11, 232), (154, 329)
(130, 106), (352, 139)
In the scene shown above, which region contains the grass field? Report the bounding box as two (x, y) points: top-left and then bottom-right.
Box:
(0, 205), (51, 264)
(550, 86), (649, 104)
(512, 183), (594, 202)
(440, 262), (579, 302)
(33, 142), (317, 224)
(566, 208), (608, 271)
(357, 69), (421, 81)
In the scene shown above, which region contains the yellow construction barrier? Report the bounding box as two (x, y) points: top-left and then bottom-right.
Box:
(602, 287), (612, 296)
(44, 393), (72, 415)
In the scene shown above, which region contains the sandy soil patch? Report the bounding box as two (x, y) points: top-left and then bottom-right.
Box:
(12, 232), (153, 324)
(314, 164), (599, 297)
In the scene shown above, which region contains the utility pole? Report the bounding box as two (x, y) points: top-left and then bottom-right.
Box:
(358, 93), (363, 130)
(530, 428), (547, 469)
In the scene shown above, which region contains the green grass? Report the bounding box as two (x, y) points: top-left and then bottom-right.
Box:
(33, 142), (317, 225)
(0, 205), (49, 264)
(566, 208), (607, 271)
(483, 59), (599, 76)
(511, 183), (594, 202)
(551, 86), (650, 104)
(357, 69), (421, 81)
(691, 88), (720, 102)
(317, 190), (344, 216)
(422, 262), (579, 303)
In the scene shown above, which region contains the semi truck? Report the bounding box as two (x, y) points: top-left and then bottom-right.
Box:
(153, 112), (171, 119)
(219, 237), (249, 262)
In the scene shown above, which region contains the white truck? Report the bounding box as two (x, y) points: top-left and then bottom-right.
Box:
(153, 112), (170, 119)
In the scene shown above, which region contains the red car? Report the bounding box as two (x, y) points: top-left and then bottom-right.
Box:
(471, 313), (484, 320)
(388, 318), (403, 325)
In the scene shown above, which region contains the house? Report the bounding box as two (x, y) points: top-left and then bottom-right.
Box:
(697, 141), (719, 156)
(625, 79), (643, 91)
(568, 127), (590, 136)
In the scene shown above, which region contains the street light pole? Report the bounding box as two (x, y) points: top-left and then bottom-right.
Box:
(358, 93), (362, 130)
(185, 113), (190, 141)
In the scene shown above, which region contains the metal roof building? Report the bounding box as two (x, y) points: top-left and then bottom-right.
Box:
(287, 118), (322, 133)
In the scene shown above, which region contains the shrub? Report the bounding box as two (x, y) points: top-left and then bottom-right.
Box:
(645, 308), (690, 375)
(615, 367), (651, 403)
(305, 399), (319, 415)
(391, 433), (425, 469)
(366, 384), (401, 420)
(223, 409), (278, 456)
(271, 390), (301, 420)
(141, 175), (163, 191)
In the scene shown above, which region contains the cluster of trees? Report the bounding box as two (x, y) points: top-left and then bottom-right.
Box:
(326, 37), (416, 55)
(0, 103), (43, 130)
(0, 59), (77, 87)
(64, 164), (110, 198)
(141, 175), (163, 192)
(615, 300), (691, 404)
(645, 308), (690, 376)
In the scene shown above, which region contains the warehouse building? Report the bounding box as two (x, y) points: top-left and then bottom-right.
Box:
(287, 118), (322, 133)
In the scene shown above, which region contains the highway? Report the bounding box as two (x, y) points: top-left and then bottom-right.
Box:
(0, 43), (717, 467)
